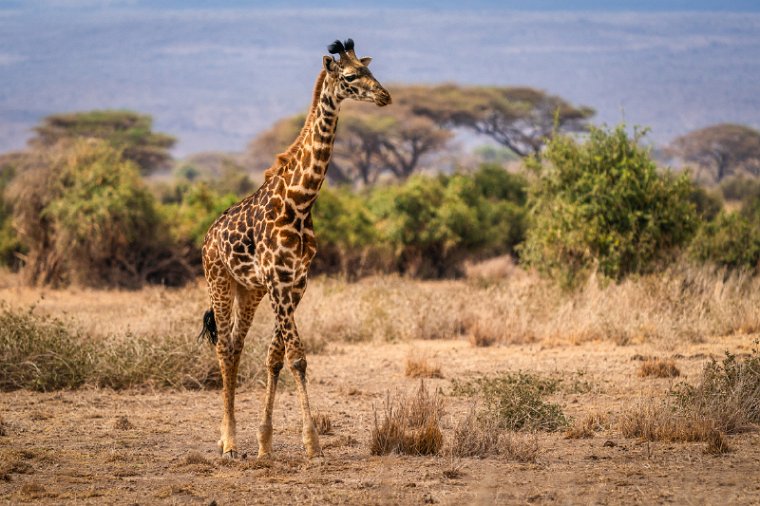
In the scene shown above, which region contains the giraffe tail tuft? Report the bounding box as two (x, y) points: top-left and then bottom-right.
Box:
(198, 309), (218, 346)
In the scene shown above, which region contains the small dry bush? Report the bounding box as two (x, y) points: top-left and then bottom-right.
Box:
(451, 372), (567, 431)
(312, 412), (333, 435)
(619, 400), (712, 442)
(638, 358), (681, 378)
(673, 348), (760, 433)
(0, 304), (264, 391)
(405, 352), (443, 379)
(501, 432), (540, 463)
(619, 346), (760, 452)
(370, 381), (444, 456)
(0, 449), (33, 481)
(449, 407), (500, 457)
(564, 412), (609, 439)
(0, 304), (90, 390)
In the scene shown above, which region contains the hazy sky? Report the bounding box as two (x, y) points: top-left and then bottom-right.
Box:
(1, 1), (759, 156)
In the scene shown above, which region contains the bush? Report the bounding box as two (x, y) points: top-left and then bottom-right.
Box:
(689, 212), (760, 270)
(451, 372), (567, 431)
(7, 140), (191, 287)
(311, 186), (383, 277)
(370, 381), (444, 456)
(369, 166), (526, 277)
(520, 125), (698, 286)
(0, 305), (90, 391)
(673, 347), (760, 433)
(0, 304), (263, 391)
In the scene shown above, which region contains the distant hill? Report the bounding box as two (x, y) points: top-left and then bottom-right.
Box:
(1, 6), (759, 157)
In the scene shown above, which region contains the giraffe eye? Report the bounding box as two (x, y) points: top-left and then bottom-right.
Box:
(344, 74), (358, 82)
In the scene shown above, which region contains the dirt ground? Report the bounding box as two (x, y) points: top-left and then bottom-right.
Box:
(1, 278), (760, 505)
(3, 336), (760, 505)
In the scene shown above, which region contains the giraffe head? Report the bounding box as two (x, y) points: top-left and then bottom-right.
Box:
(323, 38), (392, 107)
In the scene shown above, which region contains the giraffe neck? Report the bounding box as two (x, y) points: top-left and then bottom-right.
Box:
(283, 72), (342, 211)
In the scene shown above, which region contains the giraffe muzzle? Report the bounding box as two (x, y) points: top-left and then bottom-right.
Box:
(374, 88), (392, 107)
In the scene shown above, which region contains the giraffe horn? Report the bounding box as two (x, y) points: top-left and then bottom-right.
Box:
(343, 38), (357, 58)
(327, 39), (346, 57)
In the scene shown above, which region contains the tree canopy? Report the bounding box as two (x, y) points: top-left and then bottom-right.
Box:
(393, 84), (594, 157)
(31, 110), (176, 174)
(668, 123), (760, 183)
(245, 83), (589, 185)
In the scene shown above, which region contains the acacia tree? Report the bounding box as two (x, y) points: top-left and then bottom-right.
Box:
(668, 123), (760, 183)
(245, 101), (451, 185)
(31, 110), (176, 174)
(394, 84), (594, 157)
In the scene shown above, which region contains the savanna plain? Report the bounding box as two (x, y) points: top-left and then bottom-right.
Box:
(1, 261), (760, 505)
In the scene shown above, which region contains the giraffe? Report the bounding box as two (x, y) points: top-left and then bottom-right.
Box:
(199, 38), (391, 460)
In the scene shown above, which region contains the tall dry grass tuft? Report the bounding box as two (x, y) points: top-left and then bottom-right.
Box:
(405, 351), (443, 378)
(370, 381), (444, 456)
(638, 358), (681, 378)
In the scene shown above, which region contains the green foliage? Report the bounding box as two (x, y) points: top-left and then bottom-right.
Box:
(688, 185), (723, 222)
(32, 110), (175, 174)
(161, 183), (238, 249)
(308, 164), (527, 277)
(366, 167), (526, 276)
(451, 372), (568, 431)
(0, 162), (22, 268)
(689, 212), (760, 270)
(520, 125), (698, 285)
(9, 140), (190, 287)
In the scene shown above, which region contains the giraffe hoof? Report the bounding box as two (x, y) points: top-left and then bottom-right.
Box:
(223, 450), (238, 460)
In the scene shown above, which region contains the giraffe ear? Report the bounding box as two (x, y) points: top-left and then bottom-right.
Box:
(323, 56), (339, 75)
(360, 56), (372, 66)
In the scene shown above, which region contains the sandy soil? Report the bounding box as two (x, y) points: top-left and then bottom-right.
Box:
(2, 334), (760, 505)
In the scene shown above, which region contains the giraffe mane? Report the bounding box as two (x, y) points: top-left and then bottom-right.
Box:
(264, 69), (327, 182)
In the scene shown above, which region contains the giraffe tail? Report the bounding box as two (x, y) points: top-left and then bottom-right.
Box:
(198, 309), (218, 346)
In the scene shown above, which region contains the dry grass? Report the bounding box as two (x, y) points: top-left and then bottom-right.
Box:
(564, 412), (610, 439)
(312, 412), (333, 435)
(501, 432), (540, 463)
(370, 381), (444, 456)
(2, 262), (760, 392)
(113, 416), (133, 430)
(619, 400), (712, 442)
(405, 352), (443, 378)
(449, 407), (500, 457)
(638, 358), (681, 378)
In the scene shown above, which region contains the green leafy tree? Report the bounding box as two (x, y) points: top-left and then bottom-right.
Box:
(7, 140), (190, 287)
(31, 110), (176, 174)
(520, 125), (697, 285)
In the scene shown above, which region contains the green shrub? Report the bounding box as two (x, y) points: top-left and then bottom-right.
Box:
(689, 212), (760, 270)
(311, 185), (383, 277)
(369, 166), (526, 277)
(161, 183), (238, 249)
(451, 372), (568, 431)
(520, 125), (697, 285)
(8, 140), (191, 287)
